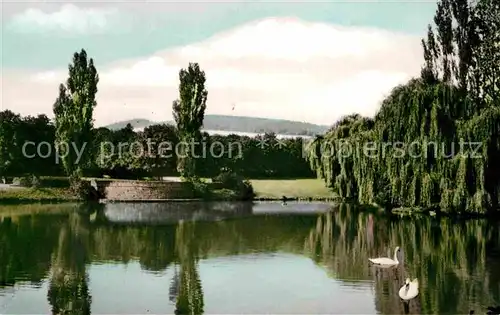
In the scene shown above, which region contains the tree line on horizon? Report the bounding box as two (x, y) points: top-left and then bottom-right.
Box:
(104, 116), (326, 137)
(307, 0), (500, 214)
(0, 109), (314, 180)
(0, 109), (314, 181)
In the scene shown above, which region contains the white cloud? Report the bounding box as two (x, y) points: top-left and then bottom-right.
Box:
(298, 71), (412, 123)
(6, 4), (120, 34)
(3, 17), (424, 127)
(101, 57), (180, 87)
(180, 17), (403, 61)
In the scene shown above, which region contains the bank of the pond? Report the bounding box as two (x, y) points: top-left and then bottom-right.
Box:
(390, 206), (500, 220)
(0, 187), (78, 204)
(101, 198), (204, 203)
(253, 197), (337, 202)
(0, 178), (335, 203)
(0, 202), (79, 218)
(4, 179), (495, 220)
(250, 179), (334, 199)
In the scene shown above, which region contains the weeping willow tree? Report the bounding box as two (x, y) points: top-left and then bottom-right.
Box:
(308, 0), (500, 214)
(306, 114), (375, 201)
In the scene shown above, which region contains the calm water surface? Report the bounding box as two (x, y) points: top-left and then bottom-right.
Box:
(0, 201), (499, 314)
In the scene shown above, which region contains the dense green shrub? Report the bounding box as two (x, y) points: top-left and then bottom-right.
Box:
(212, 171), (254, 200)
(237, 180), (255, 201)
(212, 171), (243, 189)
(12, 175), (40, 188)
(39, 177), (71, 188)
(69, 177), (99, 201)
(191, 181), (212, 199)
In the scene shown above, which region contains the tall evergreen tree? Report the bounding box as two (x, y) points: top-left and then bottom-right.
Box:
(53, 49), (99, 180)
(172, 63), (208, 179)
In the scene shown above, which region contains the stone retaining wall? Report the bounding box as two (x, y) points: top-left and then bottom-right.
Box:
(97, 180), (196, 200)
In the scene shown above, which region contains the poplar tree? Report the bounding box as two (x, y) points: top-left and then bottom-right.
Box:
(172, 63), (208, 179)
(53, 49), (99, 181)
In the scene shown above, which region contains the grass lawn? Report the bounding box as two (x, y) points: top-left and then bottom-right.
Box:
(249, 178), (334, 199)
(0, 187), (78, 203)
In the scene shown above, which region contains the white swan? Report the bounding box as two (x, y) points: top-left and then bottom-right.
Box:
(368, 246), (400, 266)
(399, 278), (419, 300)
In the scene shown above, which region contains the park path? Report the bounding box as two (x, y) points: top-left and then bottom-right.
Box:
(161, 176), (182, 182)
(0, 184), (24, 190)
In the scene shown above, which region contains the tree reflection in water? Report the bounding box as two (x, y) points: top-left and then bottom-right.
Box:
(174, 221), (203, 315)
(169, 265), (180, 303)
(47, 211), (91, 315)
(304, 203), (500, 314)
(0, 201), (499, 314)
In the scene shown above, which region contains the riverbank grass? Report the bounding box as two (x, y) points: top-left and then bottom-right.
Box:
(0, 187), (77, 203)
(250, 179), (333, 200)
(1, 177), (335, 202)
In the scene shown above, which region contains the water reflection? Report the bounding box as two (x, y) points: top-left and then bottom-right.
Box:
(0, 202), (499, 314)
(175, 221), (203, 314)
(48, 211), (91, 315)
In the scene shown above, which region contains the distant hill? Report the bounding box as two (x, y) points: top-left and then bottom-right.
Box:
(105, 118), (153, 131)
(104, 115), (328, 136)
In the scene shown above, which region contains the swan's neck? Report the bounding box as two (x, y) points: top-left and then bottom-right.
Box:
(393, 251), (399, 263)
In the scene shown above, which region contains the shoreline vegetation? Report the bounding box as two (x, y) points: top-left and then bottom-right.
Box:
(0, 186), (78, 204)
(1, 176), (500, 220)
(2, 180), (499, 221)
(0, 177), (335, 203)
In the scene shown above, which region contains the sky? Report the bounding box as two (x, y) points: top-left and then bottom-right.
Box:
(1, 0), (438, 127)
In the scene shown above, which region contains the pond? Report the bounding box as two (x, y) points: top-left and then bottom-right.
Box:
(0, 201), (499, 314)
